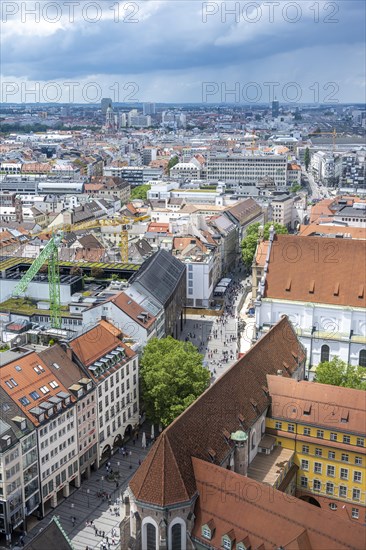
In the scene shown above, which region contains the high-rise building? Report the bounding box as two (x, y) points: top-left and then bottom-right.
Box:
(272, 100), (279, 118)
(101, 98), (113, 115)
(143, 102), (156, 116)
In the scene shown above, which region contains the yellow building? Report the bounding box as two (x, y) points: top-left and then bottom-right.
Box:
(266, 375), (365, 522)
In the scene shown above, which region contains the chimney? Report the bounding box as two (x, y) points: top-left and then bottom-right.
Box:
(230, 430), (248, 476)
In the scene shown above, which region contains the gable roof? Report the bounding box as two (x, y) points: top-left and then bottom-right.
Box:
(69, 320), (132, 367)
(267, 375), (366, 434)
(129, 317), (305, 507)
(191, 458), (365, 550)
(129, 249), (186, 307)
(225, 198), (262, 226)
(264, 234), (366, 308)
(25, 516), (75, 550)
(109, 291), (156, 329)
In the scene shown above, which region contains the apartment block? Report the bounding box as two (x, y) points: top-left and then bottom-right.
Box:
(266, 375), (365, 522)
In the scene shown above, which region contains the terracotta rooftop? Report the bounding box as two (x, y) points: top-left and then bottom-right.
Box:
(108, 291), (156, 329)
(254, 240), (269, 267)
(191, 458), (365, 550)
(264, 234), (366, 308)
(267, 375), (366, 434)
(129, 317), (305, 507)
(69, 320), (134, 368)
(0, 351), (75, 426)
(298, 224), (366, 240)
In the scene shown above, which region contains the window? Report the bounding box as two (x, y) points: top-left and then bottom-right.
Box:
(19, 396), (30, 406)
(359, 349), (366, 368)
(30, 391), (40, 400)
(288, 423), (295, 433)
(329, 503), (337, 510)
(223, 539), (231, 550)
(202, 528), (211, 540)
(33, 367), (41, 375)
(315, 448), (322, 457)
(275, 421), (282, 430)
(314, 462), (322, 474)
(330, 432), (337, 441)
(5, 381), (13, 389)
(40, 386), (50, 394)
(352, 489), (360, 501)
(328, 451), (335, 460)
(320, 344), (330, 362)
(9, 378), (18, 387)
(303, 427), (311, 436)
(353, 471), (362, 483)
(343, 435), (350, 444)
(317, 430), (324, 439)
(300, 476), (308, 487)
(49, 381), (59, 389)
(341, 453), (349, 462)
(301, 459), (309, 471)
(326, 482), (334, 495)
(355, 457), (362, 465)
(339, 486), (347, 497)
(356, 438), (364, 447)
(340, 468), (348, 480)
(313, 479), (321, 491)
(302, 445), (309, 454)
(351, 508), (359, 519)
(327, 465), (335, 477)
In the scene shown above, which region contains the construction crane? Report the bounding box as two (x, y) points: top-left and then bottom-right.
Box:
(309, 128), (337, 153)
(12, 232), (63, 329)
(44, 214), (149, 263)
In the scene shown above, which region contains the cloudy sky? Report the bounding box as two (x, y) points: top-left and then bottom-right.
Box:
(1, 0), (365, 104)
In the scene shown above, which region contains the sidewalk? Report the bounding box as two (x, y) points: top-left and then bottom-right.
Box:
(19, 437), (151, 550)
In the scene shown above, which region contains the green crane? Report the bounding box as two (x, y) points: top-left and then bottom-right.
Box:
(12, 232), (63, 329)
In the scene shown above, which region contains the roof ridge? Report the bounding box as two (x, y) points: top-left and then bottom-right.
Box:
(164, 432), (190, 502)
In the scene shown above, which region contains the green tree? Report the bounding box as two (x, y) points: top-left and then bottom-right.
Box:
(166, 155), (179, 174)
(290, 183), (302, 193)
(315, 357), (366, 390)
(241, 222), (288, 269)
(130, 184), (151, 201)
(304, 147), (310, 171)
(90, 267), (105, 278)
(140, 336), (210, 427)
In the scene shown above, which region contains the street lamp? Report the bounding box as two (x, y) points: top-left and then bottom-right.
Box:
(101, 476), (104, 492)
(117, 461), (120, 477)
(129, 451), (132, 469)
(86, 488), (90, 508)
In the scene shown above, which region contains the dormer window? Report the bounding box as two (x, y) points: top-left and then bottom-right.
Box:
(202, 521), (215, 540)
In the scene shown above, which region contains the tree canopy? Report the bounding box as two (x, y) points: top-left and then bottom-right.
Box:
(314, 357), (366, 390)
(166, 155), (179, 174)
(241, 222), (288, 269)
(130, 184), (151, 201)
(304, 147), (310, 171)
(140, 336), (210, 427)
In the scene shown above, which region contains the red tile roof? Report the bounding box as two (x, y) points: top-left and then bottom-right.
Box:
(191, 458), (365, 550)
(264, 234), (366, 307)
(69, 320), (134, 367)
(0, 351), (75, 426)
(129, 317), (305, 506)
(108, 291), (156, 329)
(267, 375), (366, 434)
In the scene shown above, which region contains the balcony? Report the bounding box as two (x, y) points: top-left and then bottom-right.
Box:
(247, 446), (295, 490)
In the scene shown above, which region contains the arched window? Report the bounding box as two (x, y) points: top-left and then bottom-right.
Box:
(171, 523), (182, 550)
(320, 344), (330, 363)
(146, 523), (157, 550)
(359, 349), (366, 368)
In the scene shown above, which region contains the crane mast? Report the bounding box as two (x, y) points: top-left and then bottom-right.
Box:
(12, 233), (63, 329)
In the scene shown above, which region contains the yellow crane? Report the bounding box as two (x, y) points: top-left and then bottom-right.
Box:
(310, 128), (337, 153)
(36, 214), (150, 263)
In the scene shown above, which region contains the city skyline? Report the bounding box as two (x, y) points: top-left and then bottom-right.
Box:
(1, 0), (365, 104)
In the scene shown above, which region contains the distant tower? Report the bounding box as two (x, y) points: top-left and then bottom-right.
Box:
(272, 100), (279, 118)
(101, 97), (113, 115)
(15, 196), (23, 223)
(105, 104), (115, 131)
(143, 102), (156, 116)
